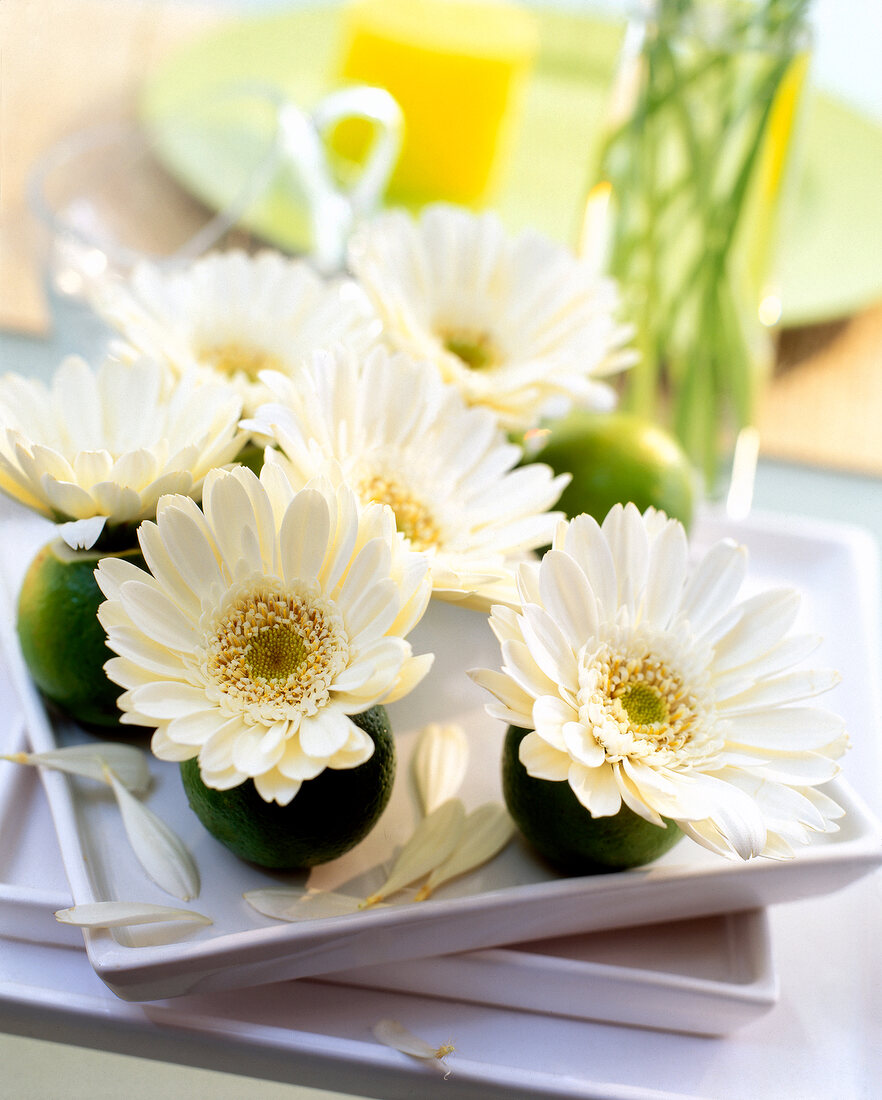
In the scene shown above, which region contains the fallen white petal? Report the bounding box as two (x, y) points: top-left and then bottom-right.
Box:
(417, 802), (515, 900)
(3, 742), (151, 793)
(105, 769), (200, 900)
(411, 722), (469, 815)
(55, 901), (211, 927)
(372, 1018), (454, 1067)
(243, 887), (372, 921)
(362, 799), (466, 907)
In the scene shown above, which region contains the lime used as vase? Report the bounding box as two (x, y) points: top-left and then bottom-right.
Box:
(16, 537), (145, 730)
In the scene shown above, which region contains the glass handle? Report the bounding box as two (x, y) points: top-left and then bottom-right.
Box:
(311, 85), (403, 219)
(279, 86), (403, 274)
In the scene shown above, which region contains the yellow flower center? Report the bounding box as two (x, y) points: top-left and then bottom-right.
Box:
(244, 623), (308, 681)
(619, 681), (669, 727)
(199, 342), (284, 382)
(205, 584), (348, 719)
(359, 473), (441, 551)
(578, 641), (716, 763)
(441, 328), (497, 370)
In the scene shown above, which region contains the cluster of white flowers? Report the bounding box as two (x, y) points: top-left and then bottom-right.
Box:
(0, 203), (849, 862)
(3, 205), (620, 807)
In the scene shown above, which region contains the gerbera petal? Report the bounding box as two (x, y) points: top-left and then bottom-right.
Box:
(469, 666), (534, 727)
(135, 520), (204, 618)
(738, 751), (843, 787)
(518, 731), (571, 781)
(253, 771), (302, 806)
(717, 664), (840, 717)
(72, 449), (114, 485)
(117, 578), (197, 651)
(337, 537), (393, 612)
(127, 682), (213, 721)
(153, 499), (225, 601)
(40, 477), (100, 520)
(532, 694), (577, 751)
(723, 705), (847, 751)
(377, 651), (434, 704)
(299, 708), (358, 758)
(100, 625), (186, 678)
(202, 466), (269, 574)
(747, 632), (824, 677)
(151, 726), (198, 762)
(681, 539), (748, 635)
(232, 723), (285, 776)
(95, 554), (152, 601)
(342, 578), (402, 642)
(568, 761), (622, 817)
(558, 513), (617, 621)
(279, 487), (331, 584)
(689, 779), (767, 860)
(602, 503), (650, 614)
(275, 737), (331, 782)
(327, 723), (375, 768)
(166, 710), (226, 748)
(642, 519), (688, 628)
(538, 549), (600, 651)
(501, 637), (560, 701)
(562, 721), (605, 767)
(713, 588), (802, 671)
(198, 715), (252, 772)
(520, 604), (579, 691)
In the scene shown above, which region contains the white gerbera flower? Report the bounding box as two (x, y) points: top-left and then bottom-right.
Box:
(471, 503), (849, 861)
(90, 249), (381, 415)
(96, 465), (433, 805)
(347, 203), (634, 432)
(0, 357), (245, 549)
(243, 344), (570, 609)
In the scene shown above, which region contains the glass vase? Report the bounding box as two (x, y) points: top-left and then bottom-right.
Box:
(590, 0), (811, 508)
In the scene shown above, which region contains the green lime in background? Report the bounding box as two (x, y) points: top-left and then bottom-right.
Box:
(16, 539), (144, 730)
(530, 409), (695, 530)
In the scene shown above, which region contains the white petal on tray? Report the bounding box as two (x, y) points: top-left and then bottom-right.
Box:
(2, 742), (151, 793)
(372, 1018), (455, 1068)
(55, 902), (211, 927)
(417, 802), (516, 900)
(362, 798), (466, 907)
(243, 888), (370, 922)
(105, 769), (200, 901)
(411, 722), (469, 815)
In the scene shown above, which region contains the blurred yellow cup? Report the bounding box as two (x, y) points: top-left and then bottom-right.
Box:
(335, 0), (538, 206)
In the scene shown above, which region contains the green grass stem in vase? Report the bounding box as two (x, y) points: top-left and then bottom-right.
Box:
(593, 0), (811, 497)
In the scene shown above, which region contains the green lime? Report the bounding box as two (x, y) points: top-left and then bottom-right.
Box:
(16, 539), (144, 730)
(502, 725), (682, 872)
(180, 705), (396, 869)
(532, 410), (695, 530)
(234, 442), (266, 476)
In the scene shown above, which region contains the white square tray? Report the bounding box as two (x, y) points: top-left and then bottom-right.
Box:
(1, 500), (880, 1002)
(0, 704), (777, 1036)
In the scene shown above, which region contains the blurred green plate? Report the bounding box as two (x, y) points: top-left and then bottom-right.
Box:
(141, 4), (882, 326)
